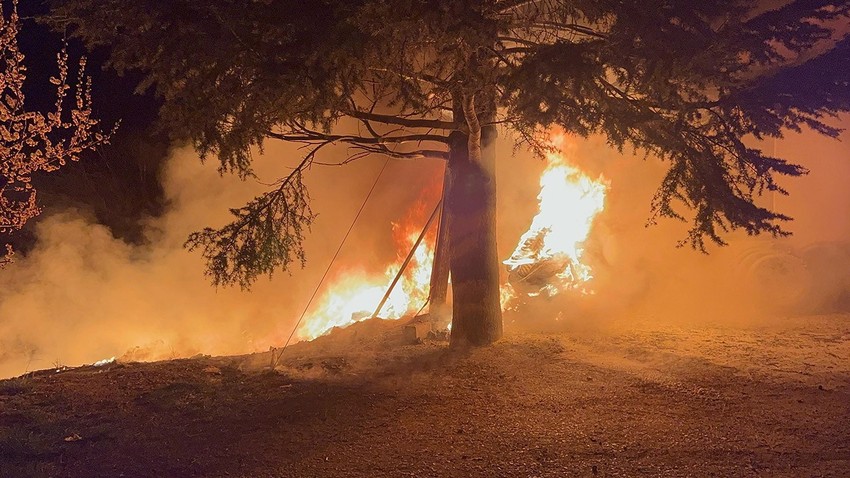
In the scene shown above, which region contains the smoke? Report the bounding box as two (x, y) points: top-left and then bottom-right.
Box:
(0, 141), (443, 378)
(1, 115), (847, 378)
(497, 114), (850, 331)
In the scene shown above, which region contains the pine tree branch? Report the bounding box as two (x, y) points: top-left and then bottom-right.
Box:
(267, 124), (449, 160)
(266, 129), (449, 147)
(526, 21), (608, 39)
(185, 151), (316, 288)
(348, 110), (459, 130)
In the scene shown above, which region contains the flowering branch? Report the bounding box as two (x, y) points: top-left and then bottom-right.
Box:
(0, 0), (113, 266)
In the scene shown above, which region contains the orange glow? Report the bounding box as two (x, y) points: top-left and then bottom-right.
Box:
(502, 135), (608, 307)
(297, 133), (607, 339)
(296, 193), (438, 340)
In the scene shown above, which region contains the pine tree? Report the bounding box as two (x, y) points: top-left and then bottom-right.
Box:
(50, 0), (850, 345)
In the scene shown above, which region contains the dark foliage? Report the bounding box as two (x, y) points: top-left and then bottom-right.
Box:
(48, 0), (850, 284)
(185, 159), (315, 288)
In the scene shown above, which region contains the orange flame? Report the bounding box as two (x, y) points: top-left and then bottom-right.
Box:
(296, 134), (606, 338)
(502, 135), (608, 308)
(297, 187), (438, 340)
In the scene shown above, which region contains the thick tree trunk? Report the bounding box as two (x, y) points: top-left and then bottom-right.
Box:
(446, 107), (502, 347)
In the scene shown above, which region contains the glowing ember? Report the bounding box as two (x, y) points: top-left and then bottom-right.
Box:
(92, 357), (116, 367)
(297, 200), (437, 340)
(502, 136), (607, 306)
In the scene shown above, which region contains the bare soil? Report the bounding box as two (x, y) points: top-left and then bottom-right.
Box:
(1, 314), (849, 477)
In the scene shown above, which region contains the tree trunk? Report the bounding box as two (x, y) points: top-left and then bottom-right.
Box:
(446, 101), (503, 347)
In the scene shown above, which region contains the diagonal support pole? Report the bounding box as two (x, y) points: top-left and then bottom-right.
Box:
(428, 163), (452, 324)
(371, 199), (442, 319)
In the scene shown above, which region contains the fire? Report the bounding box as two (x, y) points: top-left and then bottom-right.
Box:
(296, 196), (438, 340)
(296, 134), (606, 339)
(502, 136), (607, 306)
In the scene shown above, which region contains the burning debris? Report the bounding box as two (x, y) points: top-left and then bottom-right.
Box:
(295, 184), (441, 341)
(507, 255), (576, 292)
(92, 357), (116, 367)
(293, 133), (608, 342)
(502, 137), (608, 307)
(401, 314), (450, 344)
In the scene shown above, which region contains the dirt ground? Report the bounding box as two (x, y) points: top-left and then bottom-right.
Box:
(1, 314), (849, 477)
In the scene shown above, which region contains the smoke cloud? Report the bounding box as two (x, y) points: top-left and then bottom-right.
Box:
(497, 115), (850, 332)
(1, 115), (847, 378)
(0, 142), (443, 378)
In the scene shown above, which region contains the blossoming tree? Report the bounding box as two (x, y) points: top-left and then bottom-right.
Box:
(0, 0), (110, 265)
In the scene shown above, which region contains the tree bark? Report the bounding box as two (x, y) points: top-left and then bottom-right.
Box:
(446, 94), (503, 347)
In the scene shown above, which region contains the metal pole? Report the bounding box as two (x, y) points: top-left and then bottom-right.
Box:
(372, 199), (442, 319)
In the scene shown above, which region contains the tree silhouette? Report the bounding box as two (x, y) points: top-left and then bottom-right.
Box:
(51, 0), (850, 345)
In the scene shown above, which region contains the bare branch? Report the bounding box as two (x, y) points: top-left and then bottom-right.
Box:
(267, 123), (450, 161)
(367, 67), (451, 88)
(496, 0), (544, 14)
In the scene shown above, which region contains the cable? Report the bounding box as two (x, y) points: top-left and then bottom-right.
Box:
(271, 158), (390, 368)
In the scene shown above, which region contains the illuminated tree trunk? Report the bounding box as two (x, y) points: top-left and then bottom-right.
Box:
(446, 96), (503, 347)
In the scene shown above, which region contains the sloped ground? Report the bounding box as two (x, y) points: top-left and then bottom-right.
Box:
(1, 315), (849, 478)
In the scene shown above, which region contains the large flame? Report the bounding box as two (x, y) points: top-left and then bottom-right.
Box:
(297, 134), (606, 340)
(502, 136), (607, 306)
(296, 196), (437, 340)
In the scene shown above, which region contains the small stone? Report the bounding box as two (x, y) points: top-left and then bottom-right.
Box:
(402, 321), (432, 344)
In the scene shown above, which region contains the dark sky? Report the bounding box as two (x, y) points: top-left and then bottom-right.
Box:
(13, 1), (167, 245)
(18, 1), (156, 131)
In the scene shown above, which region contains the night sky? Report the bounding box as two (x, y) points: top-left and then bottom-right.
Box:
(13, 1), (166, 247)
